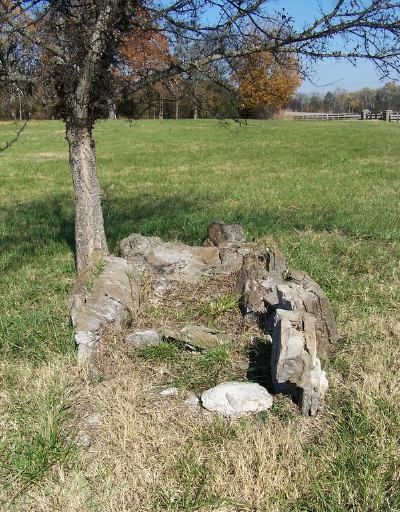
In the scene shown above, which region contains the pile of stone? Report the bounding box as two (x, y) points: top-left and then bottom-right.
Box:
(70, 221), (339, 417)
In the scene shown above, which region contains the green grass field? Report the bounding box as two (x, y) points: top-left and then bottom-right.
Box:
(1, 119), (399, 511)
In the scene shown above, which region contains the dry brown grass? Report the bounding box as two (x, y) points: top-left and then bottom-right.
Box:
(133, 272), (244, 335)
(45, 340), (317, 512)
(2, 306), (399, 512)
(5, 304), (399, 512)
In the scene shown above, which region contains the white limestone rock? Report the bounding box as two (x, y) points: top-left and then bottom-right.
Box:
(201, 381), (273, 418)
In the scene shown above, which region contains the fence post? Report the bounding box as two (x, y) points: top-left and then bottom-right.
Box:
(361, 109), (369, 120)
(384, 109), (393, 121)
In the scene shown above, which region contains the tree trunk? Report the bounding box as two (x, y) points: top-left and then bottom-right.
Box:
(108, 100), (117, 119)
(66, 123), (108, 273)
(194, 104), (198, 120)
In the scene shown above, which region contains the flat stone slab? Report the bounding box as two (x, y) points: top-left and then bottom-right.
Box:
(163, 324), (232, 351)
(201, 382), (273, 418)
(125, 329), (161, 347)
(118, 232), (261, 283)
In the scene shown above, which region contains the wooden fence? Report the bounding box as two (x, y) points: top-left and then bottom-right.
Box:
(291, 112), (359, 121)
(389, 112), (400, 121)
(289, 110), (400, 122)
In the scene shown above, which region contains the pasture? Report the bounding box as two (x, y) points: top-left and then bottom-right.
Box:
(0, 119), (399, 511)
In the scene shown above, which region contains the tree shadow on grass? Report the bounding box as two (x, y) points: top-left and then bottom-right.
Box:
(1, 196), (75, 273)
(1, 188), (371, 274)
(2, 193), (214, 273)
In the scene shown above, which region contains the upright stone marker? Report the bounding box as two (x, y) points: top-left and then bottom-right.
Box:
(272, 309), (328, 416)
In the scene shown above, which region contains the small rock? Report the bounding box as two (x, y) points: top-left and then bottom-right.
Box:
(207, 220), (246, 246)
(77, 432), (91, 448)
(184, 393), (200, 408)
(125, 330), (161, 347)
(85, 412), (102, 428)
(201, 382), (273, 418)
(163, 324), (232, 351)
(151, 277), (169, 304)
(160, 387), (179, 397)
(119, 233), (163, 259)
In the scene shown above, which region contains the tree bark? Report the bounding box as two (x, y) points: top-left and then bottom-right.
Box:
(66, 123), (108, 273)
(108, 99), (117, 119)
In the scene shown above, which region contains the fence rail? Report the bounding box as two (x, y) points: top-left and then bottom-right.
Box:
(291, 112), (360, 121)
(289, 110), (400, 122)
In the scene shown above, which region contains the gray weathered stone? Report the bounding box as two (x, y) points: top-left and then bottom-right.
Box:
(272, 309), (328, 416)
(119, 232), (263, 283)
(263, 236), (287, 273)
(201, 381), (273, 418)
(235, 253), (269, 316)
(235, 251), (339, 356)
(151, 276), (169, 304)
(125, 329), (161, 347)
(121, 235), (239, 281)
(184, 393), (200, 408)
(119, 233), (163, 259)
(218, 247), (244, 273)
(145, 243), (223, 280)
(207, 220), (246, 246)
(234, 237), (287, 317)
(163, 324), (232, 351)
(281, 270), (340, 356)
(262, 272), (340, 357)
(69, 255), (142, 364)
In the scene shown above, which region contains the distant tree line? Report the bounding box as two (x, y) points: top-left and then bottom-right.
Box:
(290, 82), (400, 113)
(0, 24), (301, 122)
(0, 68), (300, 122)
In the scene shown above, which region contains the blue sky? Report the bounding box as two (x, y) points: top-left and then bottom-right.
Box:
(280, 0), (388, 93)
(198, 0), (393, 93)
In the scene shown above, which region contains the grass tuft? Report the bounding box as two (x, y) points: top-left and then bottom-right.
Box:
(202, 294), (240, 318)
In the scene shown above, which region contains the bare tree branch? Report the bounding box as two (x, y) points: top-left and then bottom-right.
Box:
(0, 119), (27, 153)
